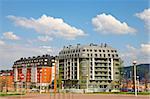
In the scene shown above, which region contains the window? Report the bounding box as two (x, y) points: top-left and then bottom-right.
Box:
(94, 49), (97, 52)
(103, 50), (105, 52)
(99, 50), (101, 52)
(104, 85), (107, 88)
(112, 54), (114, 58)
(76, 50), (78, 52)
(87, 49), (89, 52)
(90, 49), (92, 52)
(87, 54), (89, 57)
(99, 54), (101, 57)
(44, 62), (47, 65)
(95, 54), (97, 57)
(107, 50), (109, 52)
(73, 50), (75, 53)
(104, 54), (106, 57)
(82, 49), (85, 52)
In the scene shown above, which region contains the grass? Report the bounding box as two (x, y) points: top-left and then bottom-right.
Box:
(0, 92), (25, 96)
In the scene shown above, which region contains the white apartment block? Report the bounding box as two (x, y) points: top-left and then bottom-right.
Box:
(59, 43), (122, 91)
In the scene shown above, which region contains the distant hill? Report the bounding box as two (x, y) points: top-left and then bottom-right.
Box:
(123, 64), (150, 82)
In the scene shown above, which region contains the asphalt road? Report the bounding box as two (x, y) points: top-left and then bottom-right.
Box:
(0, 93), (149, 99)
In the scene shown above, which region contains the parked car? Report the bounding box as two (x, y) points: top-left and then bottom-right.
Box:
(120, 88), (128, 92)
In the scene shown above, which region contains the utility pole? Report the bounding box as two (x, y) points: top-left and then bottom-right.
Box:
(133, 61), (137, 96)
(137, 76), (139, 93)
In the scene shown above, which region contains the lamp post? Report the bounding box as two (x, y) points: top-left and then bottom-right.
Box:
(40, 69), (42, 94)
(137, 76), (139, 93)
(133, 61), (137, 96)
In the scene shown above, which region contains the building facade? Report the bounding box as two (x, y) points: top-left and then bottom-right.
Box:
(0, 70), (14, 92)
(13, 54), (56, 91)
(59, 43), (122, 91)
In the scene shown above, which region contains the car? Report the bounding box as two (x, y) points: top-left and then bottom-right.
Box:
(120, 88), (128, 92)
(127, 88), (134, 92)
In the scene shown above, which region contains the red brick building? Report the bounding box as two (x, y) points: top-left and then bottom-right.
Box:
(0, 70), (14, 92)
(12, 55), (56, 91)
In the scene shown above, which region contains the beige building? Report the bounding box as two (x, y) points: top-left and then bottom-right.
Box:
(58, 43), (122, 92)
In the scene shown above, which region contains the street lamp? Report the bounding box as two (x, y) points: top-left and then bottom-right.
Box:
(133, 61), (137, 96)
(137, 76), (139, 93)
(40, 69), (42, 94)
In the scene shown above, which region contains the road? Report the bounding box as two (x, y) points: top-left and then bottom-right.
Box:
(0, 93), (149, 99)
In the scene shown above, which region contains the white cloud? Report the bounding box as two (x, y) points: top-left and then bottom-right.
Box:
(3, 32), (20, 40)
(37, 35), (53, 42)
(140, 43), (150, 55)
(7, 15), (86, 39)
(0, 43), (60, 70)
(135, 8), (150, 32)
(92, 13), (137, 34)
(40, 46), (52, 52)
(0, 40), (5, 45)
(121, 43), (150, 66)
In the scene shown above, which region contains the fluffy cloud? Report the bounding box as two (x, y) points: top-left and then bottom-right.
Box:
(140, 43), (150, 55)
(121, 43), (150, 66)
(37, 35), (53, 42)
(3, 32), (20, 40)
(0, 43), (60, 70)
(0, 40), (5, 45)
(7, 15), (86, 39)
(92, 13), (137, 34)
(135, 8), (150, 32)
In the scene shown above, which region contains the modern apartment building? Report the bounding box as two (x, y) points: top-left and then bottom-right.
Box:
(12, 54), (56, 91)
(58, 43), (122, 91)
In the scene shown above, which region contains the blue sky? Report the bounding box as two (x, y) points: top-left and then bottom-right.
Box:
(0, 0), (149, 70)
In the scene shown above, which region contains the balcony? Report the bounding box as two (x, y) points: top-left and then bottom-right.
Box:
(95, 64), (108, 68)
(95, 69), (108, 72)
(95, 60), (108, 63)
(95, 73), (108, 76)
